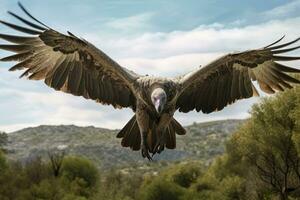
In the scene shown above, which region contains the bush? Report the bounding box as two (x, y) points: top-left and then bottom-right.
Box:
(29, 179), (64, 199)
(0, 155), (100, 200)
(218, 176), (245, 200)
(61, 156), (99, 188)
(0, 150), (7, 172)
(24, 157), (50, 184)
(61, 156), (99, 198)
(96, 169), (143, 200)
(161, 162), (203, 188)
(139, 178), (185, 200)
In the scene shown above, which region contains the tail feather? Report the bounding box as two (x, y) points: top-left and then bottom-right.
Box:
(165, 125), (176, 149)
(128, 122), (140, 151)
(171, 118), (186, 135)
(147, 122), (158, 153)
(117, 115), (141, 151)
(122, 120), (139, 150)
(117, 115), (186, 153)
(116, 115), (135, 138)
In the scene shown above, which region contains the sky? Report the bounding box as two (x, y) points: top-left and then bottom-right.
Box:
(0, 0), (300, 132)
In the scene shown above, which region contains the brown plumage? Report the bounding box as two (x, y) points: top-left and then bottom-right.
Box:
(1, 3), (300, 160)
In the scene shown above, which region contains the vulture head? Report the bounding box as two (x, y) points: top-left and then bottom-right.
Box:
(151, 88), (167, 113)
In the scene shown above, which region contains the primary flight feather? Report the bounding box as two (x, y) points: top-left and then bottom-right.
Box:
(1, 3), (300, 160)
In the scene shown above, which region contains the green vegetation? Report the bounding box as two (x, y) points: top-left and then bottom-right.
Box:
(1, 85), (300, 199)
(0, 155), (99, 200)
(139, 178), (185, 200)
(0, 150), (7, 172)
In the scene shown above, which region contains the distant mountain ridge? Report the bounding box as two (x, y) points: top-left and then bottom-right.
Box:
(5, 119), (245, 169)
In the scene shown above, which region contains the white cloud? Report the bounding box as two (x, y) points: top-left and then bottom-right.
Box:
(85, 17), (300, 61)
(0, 9), (300, 132)
(262, 0), (300, 19)
(118, 53), (223, 77)
(104, 12), (155, 32)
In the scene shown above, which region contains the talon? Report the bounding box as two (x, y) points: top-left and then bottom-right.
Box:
(153, 138), (162, 153)
(158, 145), (165, 154)
(141, 144), (152, 161)
(153, 134), (165, 154)
(152, 152), (156, 158)
(153, 143), (159, 154)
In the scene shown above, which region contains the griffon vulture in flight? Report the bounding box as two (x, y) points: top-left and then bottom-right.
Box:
(1, 3), (300, 160)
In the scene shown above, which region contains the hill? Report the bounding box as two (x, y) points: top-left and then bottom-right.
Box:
(4, 119), (244, 169)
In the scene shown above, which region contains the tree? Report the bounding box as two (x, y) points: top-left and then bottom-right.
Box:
(228, 86), (300, 200)
(61, 156), (99, 187)
(24, 156), (50, 184)
(48, 150), (65, 177)
(61, 156), (99, 198)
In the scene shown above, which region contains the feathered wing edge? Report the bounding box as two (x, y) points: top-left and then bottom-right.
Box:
(0, 2), (48, 35)
(176, 36), (300, 113)
(0, 2), (139, 109)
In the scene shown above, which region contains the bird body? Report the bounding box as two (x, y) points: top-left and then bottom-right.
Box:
(120, 76), (183, 158)
(1, 3), (300, 159)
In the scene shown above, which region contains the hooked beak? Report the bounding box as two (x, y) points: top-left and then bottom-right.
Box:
(155, 99), (163, 113)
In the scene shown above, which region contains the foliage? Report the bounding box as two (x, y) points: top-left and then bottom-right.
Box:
(0, 150), (7, 172)
(160, 161), (203, 188)
(0, 153), (99, 200)
(48, 150), (65, 177)
(228, 86), (300, 200)
(95, 169), (143, 200)
(61, 156), (99, 188)
(139, 177), (186, 200)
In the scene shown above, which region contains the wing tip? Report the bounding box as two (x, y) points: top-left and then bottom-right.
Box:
(17, 1), (50, 29)
(268, 36), (300, 50)
(264, 35), (286, 49)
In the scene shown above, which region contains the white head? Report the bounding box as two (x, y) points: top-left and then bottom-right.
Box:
(151, 88), (167, 113)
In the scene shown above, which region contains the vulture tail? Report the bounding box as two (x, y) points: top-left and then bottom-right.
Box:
(117, 116), (186, 154)
(117, 115), (141, 151)
(150, 118), (186, 155)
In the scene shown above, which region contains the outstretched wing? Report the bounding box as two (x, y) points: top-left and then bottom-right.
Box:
(176, 36), (300, 113)
(0, 3), (139, 109)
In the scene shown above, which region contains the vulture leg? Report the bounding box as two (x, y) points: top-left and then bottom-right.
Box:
(153, 113), (173, 155)
(136, 108), (152, 160)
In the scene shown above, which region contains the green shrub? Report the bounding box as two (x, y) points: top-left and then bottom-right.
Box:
(161, 162), (203, 188)
(139, 178), (185, 200)
(0, 150), (7, 172)
(61, 156), (99, 188)
(29, 179), (63, 200)
(24, 157), (50, 184)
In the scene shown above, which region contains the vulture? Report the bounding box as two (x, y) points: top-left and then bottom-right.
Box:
(1, 3), (300, 160)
